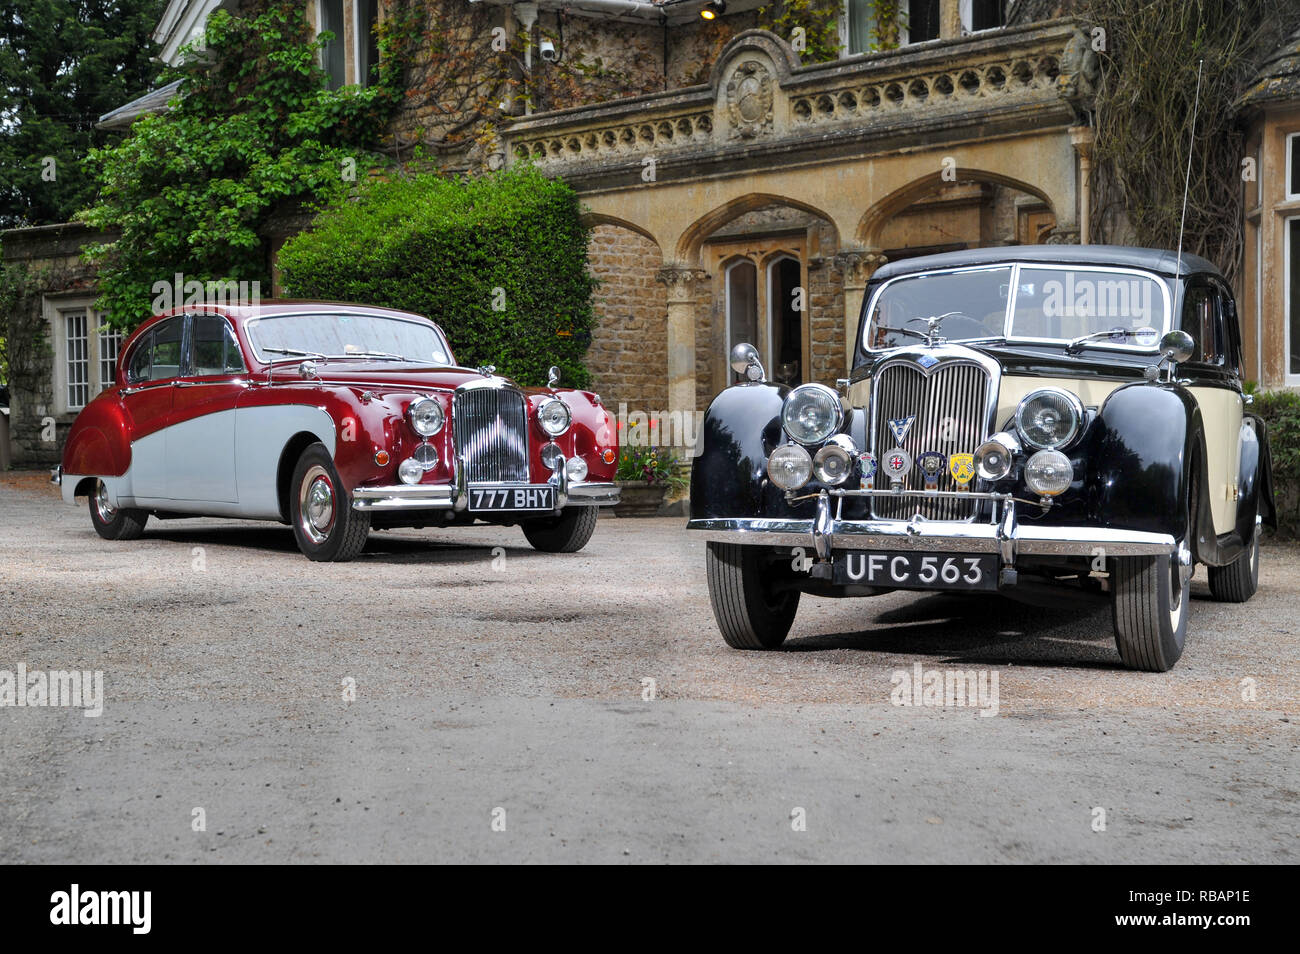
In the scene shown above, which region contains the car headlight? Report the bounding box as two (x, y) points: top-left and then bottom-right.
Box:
(397, 458), (424, 485)
(768, 443), (813, 491)
(565, 457), (588, 482)
(1015, 388), (1083, 450)
(407, 397), (444, 437)
(538, 397), (571, 437)
(1024, 449), (1073, 496)
(781, 384), (843, 445)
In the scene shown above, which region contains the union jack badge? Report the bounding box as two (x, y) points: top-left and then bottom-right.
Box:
(882, 447), (912, 482)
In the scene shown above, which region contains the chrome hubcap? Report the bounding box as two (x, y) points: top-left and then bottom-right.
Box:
(298, 466), (335, 545)
(94, 481), (117, 523)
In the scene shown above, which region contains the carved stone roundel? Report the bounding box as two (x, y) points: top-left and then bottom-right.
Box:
(726, 60), (773, 139)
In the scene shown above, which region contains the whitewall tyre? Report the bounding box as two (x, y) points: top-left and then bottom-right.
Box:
(1111, 551), (1191, 672)
(706, 541), (800, 650)
(290, 444), (370, 562)
(88, 479), (147, 541)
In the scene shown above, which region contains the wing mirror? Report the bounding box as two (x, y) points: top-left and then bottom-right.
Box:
(547, 365), (561, 388)
(1145, 330), (1195, 383)
(729, 343), (766, 383)
(1160, 330), (1194, 363)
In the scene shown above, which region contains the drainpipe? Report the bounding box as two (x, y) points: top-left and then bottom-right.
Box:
(514, 2), (538, 114)
(1070, 125), (1095, 245)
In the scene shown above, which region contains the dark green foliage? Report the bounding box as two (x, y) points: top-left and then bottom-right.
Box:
(1253, 390), (1300, 537)
(0, 0), (165, 228)
(277, 166), (597, 388)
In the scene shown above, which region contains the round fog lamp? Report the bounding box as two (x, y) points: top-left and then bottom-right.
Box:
(413, 443), (439, 471)
(565, 457), (588, 482)
(974, 439), (1013, 481)
(540, 442), (563, 470)
(812, 444), (852, 486)
(1024, 449), (1073, 496)
(398, 458), (424, 485)
(767, 443), (813, 491)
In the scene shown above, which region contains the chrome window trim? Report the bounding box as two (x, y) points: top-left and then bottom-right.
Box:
(862, 262), (1175, 356)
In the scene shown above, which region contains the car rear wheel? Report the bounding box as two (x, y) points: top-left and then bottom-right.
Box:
(1207, 516), (1260, 603)
(1111, 550), (1191, 672)
(290, 444), (370, 562)
(88, 479), (147, 540)
(522, 506), (598, 553)
(706, 541), (801, 650)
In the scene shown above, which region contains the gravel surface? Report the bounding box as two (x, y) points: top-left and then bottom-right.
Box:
(1, 472), (1295, 863)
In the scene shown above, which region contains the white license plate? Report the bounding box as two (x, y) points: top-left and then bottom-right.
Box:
(833, 552), (997, 590)
(468, 485), (555, 512)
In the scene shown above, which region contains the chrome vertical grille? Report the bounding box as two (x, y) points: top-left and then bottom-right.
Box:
(871, 361), (990, 520)
(454, 387), (530, 483)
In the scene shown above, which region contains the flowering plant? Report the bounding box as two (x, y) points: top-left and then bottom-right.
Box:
(615, 445), (689, 494)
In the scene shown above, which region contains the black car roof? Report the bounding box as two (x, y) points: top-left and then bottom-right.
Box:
(870, 245), (1223, 281)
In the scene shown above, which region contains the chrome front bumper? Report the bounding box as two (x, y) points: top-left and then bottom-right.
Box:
(351, 453), (619, 512)
(687, 488), (1176, 564)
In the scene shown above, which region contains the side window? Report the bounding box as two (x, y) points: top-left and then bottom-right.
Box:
(192, 316), (246, 375)
(149, 318), (184, 379)
(1181, 284), (1224, 365)
(126, 331), (154, 383)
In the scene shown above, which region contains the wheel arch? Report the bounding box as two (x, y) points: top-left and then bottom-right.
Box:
(276, 430), (332, 523)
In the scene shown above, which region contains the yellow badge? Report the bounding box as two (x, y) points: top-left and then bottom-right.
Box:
(949, 452), (975, 486)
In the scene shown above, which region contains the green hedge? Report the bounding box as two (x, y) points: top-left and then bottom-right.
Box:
(277, 166), (597, 388)
(1253, 390), (1300, 538)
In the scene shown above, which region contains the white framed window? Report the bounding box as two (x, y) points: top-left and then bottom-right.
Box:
(1287, 216), (1300, 385)
(317, 0), (346, 89)
(49, 302), (119, 414)
(1287, 132), (1300, 201)
(842, 0), (1004, 56)
(354, 0), (380, 87)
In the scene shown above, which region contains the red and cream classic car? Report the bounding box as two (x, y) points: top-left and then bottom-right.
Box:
(53, 302), (620, 560)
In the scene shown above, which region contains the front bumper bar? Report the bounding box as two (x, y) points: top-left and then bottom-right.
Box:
(351, 452), (619, 512)
(687, 488), (1176, 562)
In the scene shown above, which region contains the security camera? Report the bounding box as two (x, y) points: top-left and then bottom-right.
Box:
(539, 38), (558, 62)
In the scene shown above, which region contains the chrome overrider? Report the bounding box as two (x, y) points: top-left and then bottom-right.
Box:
(687, 485), (1178, 580)
(350, 452), (620, 512)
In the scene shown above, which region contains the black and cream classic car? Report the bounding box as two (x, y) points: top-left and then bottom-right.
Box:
(688, 246), (1275, 672)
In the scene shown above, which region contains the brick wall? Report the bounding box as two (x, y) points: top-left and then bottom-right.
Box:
(585, 224), (668, 416)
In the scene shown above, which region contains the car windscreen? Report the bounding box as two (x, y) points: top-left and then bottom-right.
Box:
(246, 313), (451, 365)
(865, 265), (1168, 352)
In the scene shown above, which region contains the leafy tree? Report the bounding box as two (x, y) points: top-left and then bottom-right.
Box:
(79, 0), (412, 329)
(0, 0), (165, 228)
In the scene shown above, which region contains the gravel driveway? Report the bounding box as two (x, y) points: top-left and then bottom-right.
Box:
(1, 473), (1295, 863)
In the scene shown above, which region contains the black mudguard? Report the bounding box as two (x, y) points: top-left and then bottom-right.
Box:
(1088, 382), (1203, 546)
(1243, 411), (1278, 531)
(689, 383), (868, 522)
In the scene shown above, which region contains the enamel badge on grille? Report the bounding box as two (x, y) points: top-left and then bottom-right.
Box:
(883, 447), (912, 482)
(887, 416), (915, 446)
(858, 452), (877, 489)
(917, 451), (946, 490)
(949, 452), (976, 487)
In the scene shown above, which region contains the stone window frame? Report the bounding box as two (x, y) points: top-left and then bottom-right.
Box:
(45, 295), (120, 417)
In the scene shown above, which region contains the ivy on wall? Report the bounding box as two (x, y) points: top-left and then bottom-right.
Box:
(758, 0), (843, 62)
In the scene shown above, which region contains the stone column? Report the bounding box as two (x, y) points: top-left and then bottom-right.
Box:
(834, 249), (888, 372)
(656, 265), (706, 418)
(940, 0), (962, 40)
(1069, 125), (1096, 245)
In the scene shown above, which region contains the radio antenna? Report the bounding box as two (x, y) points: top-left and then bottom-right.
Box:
(1175, 59), (1204, 278)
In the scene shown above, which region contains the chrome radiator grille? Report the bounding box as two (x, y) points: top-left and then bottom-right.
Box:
(453, 387), (530, 483)
(871, 361), (990, 520)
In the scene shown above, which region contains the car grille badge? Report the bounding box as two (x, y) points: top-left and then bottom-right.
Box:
(888, 416), (915, 446)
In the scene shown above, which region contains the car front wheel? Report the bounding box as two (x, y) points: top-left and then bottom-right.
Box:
(705, 541), (801, 650)
(522, 506), (598, 553)
(290, 444), (370, 562)
(1207, 516), (1260, 603)
(1111, 550), (1191, 672)
(88, 479), (148, 540)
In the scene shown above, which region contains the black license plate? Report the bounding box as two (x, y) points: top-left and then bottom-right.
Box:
(468, 485), (555, 512)
(832, 552), (997, 591)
